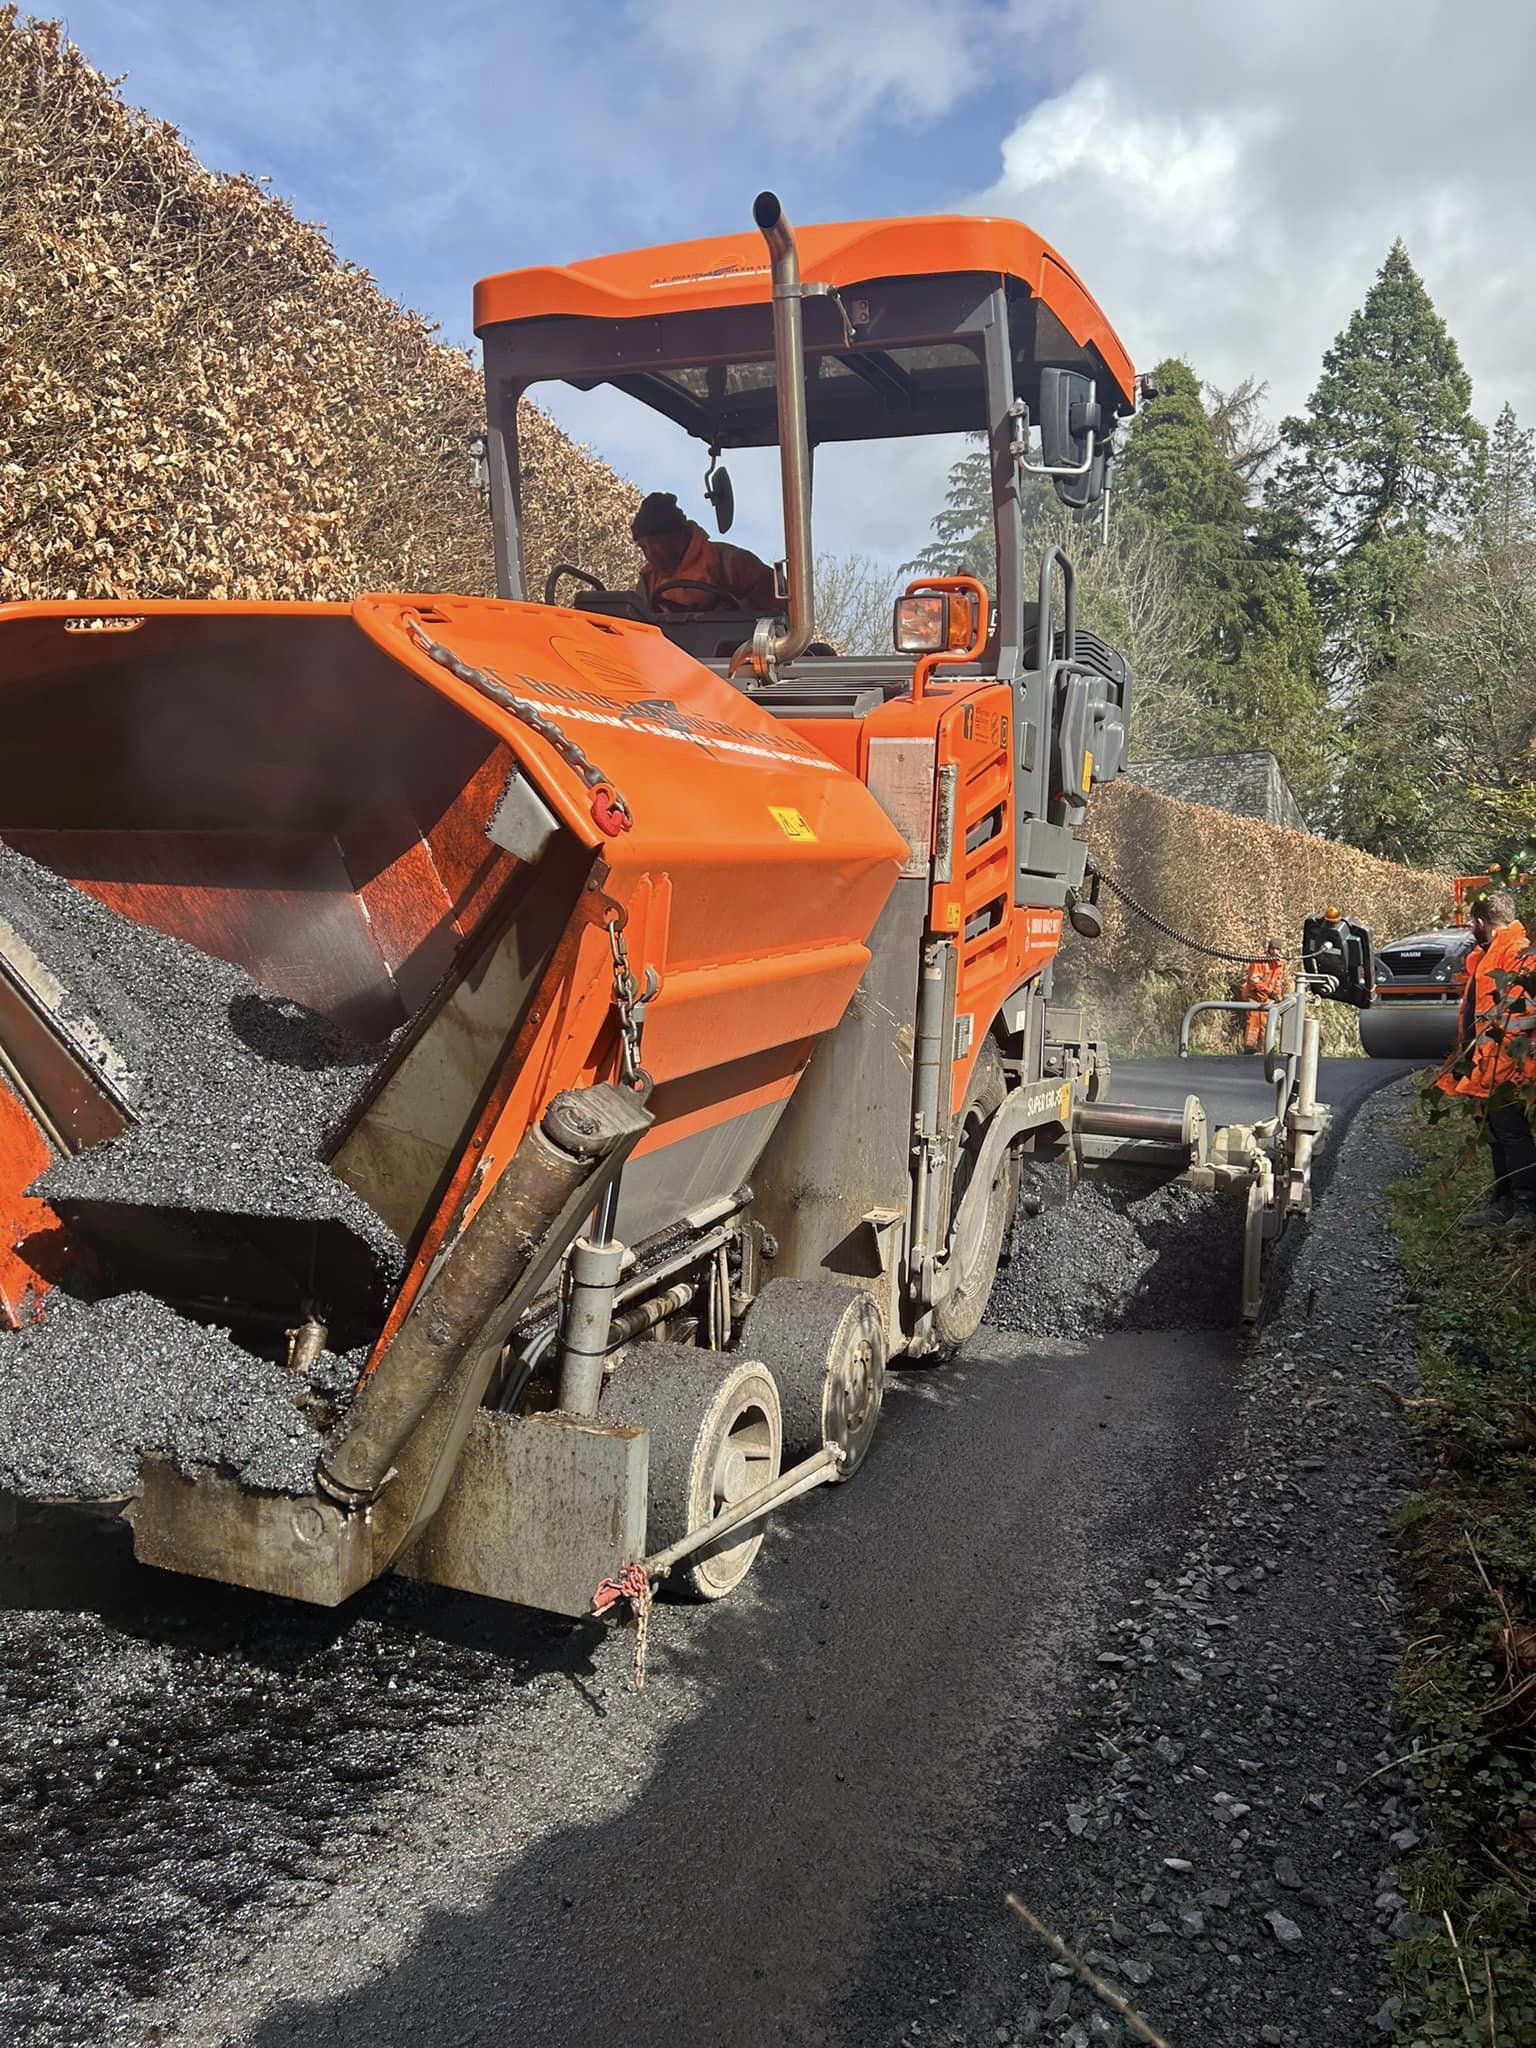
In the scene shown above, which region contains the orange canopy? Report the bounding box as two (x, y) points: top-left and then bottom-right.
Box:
(474, 214), (1136, 412)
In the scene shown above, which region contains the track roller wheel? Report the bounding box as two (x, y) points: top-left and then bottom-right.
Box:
(933, 1041), (1018, 1350)
(606, 1342), (782, 1601)
(736, 1280), (886, 1479)
(1358, 1004), (1458, 1062)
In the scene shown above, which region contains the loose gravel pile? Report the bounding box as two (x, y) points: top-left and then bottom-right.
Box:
(0, 842), (395, 1498)
(870, 1082), (1425, 2046)
(1, 843), (399, 1268)
(0, 1290), (358, 1499)
(993, 1166), (1243, 1338)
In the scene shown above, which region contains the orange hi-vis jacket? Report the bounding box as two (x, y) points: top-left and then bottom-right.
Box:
(1241, 957), (1287, 1006)
(1239, 956), (1286, 1050)
(1444, 919), (1536, 1100)
(639, 523), (777, 614)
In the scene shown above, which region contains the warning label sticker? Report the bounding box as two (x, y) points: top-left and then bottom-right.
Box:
(769, 805), (817, 842)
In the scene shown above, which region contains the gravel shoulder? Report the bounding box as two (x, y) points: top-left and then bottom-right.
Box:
(831, 1079), (1425, 2046)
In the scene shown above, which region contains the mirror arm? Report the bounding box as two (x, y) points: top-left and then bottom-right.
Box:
(1017, 429), (1096, 480)
(1012, 380), (1101, 480)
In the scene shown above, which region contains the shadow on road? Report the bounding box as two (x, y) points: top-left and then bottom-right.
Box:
(0, 1505), (598, 2046)
(209, 1339), (1238, 2048)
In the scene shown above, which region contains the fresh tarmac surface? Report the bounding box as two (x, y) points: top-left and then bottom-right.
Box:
(0, 1055), (1421, 2048)
(1112, 1050), (1417, 1131)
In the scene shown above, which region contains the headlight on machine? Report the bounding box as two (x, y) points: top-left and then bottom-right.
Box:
(893, 590), (979, 653)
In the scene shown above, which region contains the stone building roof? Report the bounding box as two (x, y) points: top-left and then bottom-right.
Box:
(1128, 751), (1310, 834)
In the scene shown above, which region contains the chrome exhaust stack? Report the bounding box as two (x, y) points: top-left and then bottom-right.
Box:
(735, 191), (815, 681)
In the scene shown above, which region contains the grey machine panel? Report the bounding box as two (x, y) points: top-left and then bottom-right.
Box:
(331, 837), (588, 1246)
(614, 1097), (790, 1246)
(396, 1407), (648, 1618)
(748, 880), (925, 1335)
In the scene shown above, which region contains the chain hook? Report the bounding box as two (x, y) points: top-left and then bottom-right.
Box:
(591, 787), (632, 838)
(403, 614), (635, 840)
(604, 905), (654, 1097)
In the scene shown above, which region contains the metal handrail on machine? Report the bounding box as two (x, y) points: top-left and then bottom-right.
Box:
(1178, 995), (1288, 1062)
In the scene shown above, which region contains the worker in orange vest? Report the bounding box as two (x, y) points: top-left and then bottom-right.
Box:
(1438, 886), (1536, 1230)
(1238, 940), (1288, 1053)
(633, 493), (778, 615)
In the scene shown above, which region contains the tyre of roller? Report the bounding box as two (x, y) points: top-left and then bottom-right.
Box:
(605, 1341), (782, 1601)
(735, 1278), (886, 1479)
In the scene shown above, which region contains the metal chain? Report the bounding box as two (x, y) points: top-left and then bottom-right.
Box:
(403, 615), (632, 836)
(606, 910), (654, 1093)
(1091, 861), (1279, 966)
(592, 1562), (653, 1689)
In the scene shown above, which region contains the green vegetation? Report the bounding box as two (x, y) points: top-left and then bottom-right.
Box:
(902, 439), (999, 587)
(1268, 243), (1487, 702)
(1388, 1100), (1536, 2043)
(907, 390), (1332, 806)
(1264, 242), (1536, 867)
(907, 243), (1536, 861)
(1119, 357), (1330, 810)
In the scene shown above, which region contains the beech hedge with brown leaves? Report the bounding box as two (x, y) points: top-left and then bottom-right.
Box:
(0, 10), (637, 605)
(1059, 780), (1451, 1053)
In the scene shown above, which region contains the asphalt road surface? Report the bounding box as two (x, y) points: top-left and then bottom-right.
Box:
(0, 1054), (1421, 2048)
(1112, 1051), (1418, 1133)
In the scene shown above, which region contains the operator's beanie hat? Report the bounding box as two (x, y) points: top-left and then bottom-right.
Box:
(632, 491), (688, 540)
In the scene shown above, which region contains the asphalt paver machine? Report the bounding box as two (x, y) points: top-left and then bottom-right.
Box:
(0, 195), (1354, 1615)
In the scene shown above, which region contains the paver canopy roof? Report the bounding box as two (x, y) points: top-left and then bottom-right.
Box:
(475, 214), (1135, 411)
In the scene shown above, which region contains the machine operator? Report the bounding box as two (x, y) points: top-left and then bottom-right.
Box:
(632, 492), (777, 615)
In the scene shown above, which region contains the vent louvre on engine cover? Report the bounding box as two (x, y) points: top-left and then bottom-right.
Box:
(1021, 607), (1130, 690)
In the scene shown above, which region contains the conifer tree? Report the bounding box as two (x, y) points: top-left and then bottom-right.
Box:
(1120, 359), (1331, 808)
(1483, 401), (1536, 546)
(1266, 242), (1486, 697)
(1267, 243), (1487, 848)
(902, 438), (1055, 585)
(902, 442), (996, 584)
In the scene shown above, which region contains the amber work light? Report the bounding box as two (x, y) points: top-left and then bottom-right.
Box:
(892, 589), (979, 654)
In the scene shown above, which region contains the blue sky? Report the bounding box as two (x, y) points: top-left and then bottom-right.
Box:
(56, 1), (1055, 562)
(58, 1), (1035, 349)
(52, 0), (1536, 566)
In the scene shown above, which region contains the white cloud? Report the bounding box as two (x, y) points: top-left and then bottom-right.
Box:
(993, 73), (1263, 261)
(975, 1), (1536, 430)
(634, 0), (1020, 139)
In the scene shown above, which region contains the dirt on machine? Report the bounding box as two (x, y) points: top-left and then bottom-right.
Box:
(0, 193), (1371, 1621)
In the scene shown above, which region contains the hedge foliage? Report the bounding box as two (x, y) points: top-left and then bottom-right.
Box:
(1060, 779), (1452, 1053)
(1388, 1105), (1536, 2045)
(0, 10), (638, 606)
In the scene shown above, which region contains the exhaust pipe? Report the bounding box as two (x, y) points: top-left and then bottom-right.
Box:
(737, 191), (814, 680)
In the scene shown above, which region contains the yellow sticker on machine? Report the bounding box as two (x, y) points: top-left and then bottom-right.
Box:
(769, 805), (817, 842)
(944, 902), (962, 930)
(1082, 749), (1094, 793)
(1060, 1081), (1073, 1123)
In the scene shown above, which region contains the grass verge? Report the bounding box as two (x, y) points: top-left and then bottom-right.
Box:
(1388, 1097), (1536, 2045)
